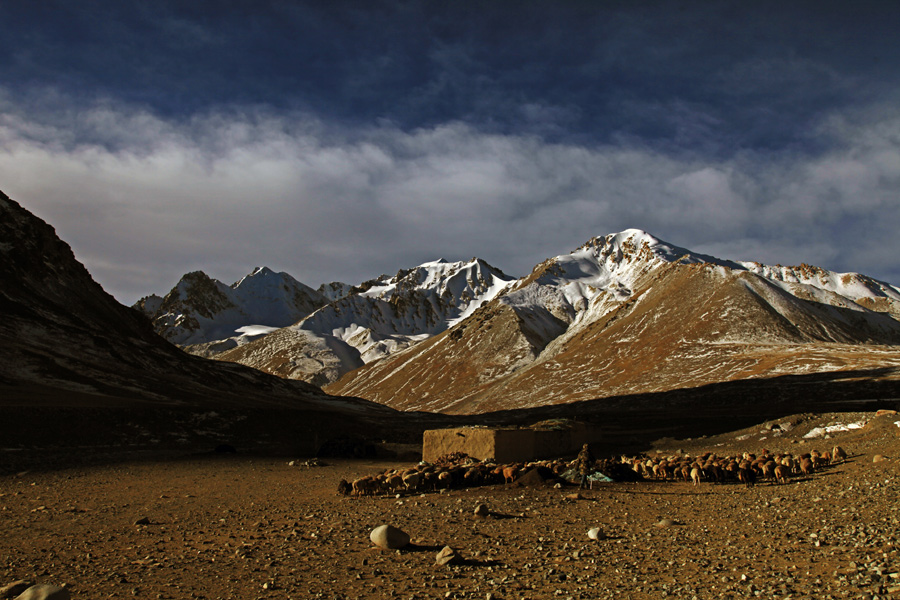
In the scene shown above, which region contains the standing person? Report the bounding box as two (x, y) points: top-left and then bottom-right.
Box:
(576, 443), (595, 489)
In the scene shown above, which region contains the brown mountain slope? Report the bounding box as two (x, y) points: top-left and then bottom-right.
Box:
(326, 262), (900, 413)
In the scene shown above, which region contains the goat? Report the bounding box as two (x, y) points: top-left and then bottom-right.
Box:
(501, 465), (519, 484)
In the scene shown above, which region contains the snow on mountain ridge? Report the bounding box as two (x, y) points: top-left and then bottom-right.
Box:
(508, 229), (895, 324)
(135, 267), (327, 346)
(739, 261), (900, 303)
(298, 257), (515, 356)
(317, 281), (354, 302)
(215, 256), (516, 384)
(502, 229), (706, 324)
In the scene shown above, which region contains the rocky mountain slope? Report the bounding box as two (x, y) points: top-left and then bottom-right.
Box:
(326, 230), (900, 413)
(0, 190), (411, 457)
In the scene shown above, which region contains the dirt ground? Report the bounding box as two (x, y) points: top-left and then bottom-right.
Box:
(2, 411), (899, 600)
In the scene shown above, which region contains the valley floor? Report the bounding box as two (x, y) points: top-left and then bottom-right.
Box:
(2, 413), (899, 600)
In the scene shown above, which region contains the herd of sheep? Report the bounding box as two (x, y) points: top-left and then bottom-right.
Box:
(337, 446), (848, 497)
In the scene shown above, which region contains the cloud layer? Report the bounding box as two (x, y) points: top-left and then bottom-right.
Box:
(2, 93), (898, 304)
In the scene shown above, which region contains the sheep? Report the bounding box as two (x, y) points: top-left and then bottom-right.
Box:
(402, 471), (421, 492)
(831, 445), (847, 464)
(351, 476), (377, 497)
(655, 463), (670, 481)
(810, 450), (823, 469)
(463, 466), (483, 487)
(773, 464), (789, 485)
(690, 466), (702, 486)
(386, 473), (404, 493)
(799, 457), (814, 476)
(703, 462), (723, 484)
(437, 471), (453, 489)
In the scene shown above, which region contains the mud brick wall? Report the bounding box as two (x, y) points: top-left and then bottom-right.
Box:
(423, 424), (594, 463)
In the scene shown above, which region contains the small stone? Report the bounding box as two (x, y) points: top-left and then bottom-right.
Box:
(370, 524), (410, 550)
(12, 584), (71, 600)
(566, 493), (584, 501)
(873, 455), (886, 463)
(587, 527), (605, 541)
(134, 517), (151, 525)
(474, 504), (490, 517)
(435, 546), (462, 566)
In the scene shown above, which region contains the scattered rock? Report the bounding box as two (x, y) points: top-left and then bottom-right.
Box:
(435, 545), (462, 566)
(474, 503), (490, 517)
(369, 525), (410, 550)
(134, 517), (151, 525)
(587, 527), (605, 540)
(13, 584), (70, 600)
(0, 581), (32, 599)
(654, 518), (678, 528)
(566, 492), (584, 501)
(873, 454), (886, 463)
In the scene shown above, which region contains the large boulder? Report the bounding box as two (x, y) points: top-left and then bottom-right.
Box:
(1, 581), (32, 599)
(369, 524), (410, 550)
(14, 585), (71, 600)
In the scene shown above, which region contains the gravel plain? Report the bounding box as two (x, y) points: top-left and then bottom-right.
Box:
(2, 411), (899, 600)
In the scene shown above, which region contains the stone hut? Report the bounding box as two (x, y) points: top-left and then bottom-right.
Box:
(423, 420), (597, 463)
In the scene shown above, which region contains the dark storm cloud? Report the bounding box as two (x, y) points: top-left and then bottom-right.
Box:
(0, 2), (899, 301)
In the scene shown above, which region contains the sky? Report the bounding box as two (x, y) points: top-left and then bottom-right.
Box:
(1, 1), (899, 304)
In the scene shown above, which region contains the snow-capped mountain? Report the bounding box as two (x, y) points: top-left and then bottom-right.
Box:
(129, 227), (900, 410)
(216, 257), (516, 385)
(326, 229), (900, 413)
(134, 266), (328, 350)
